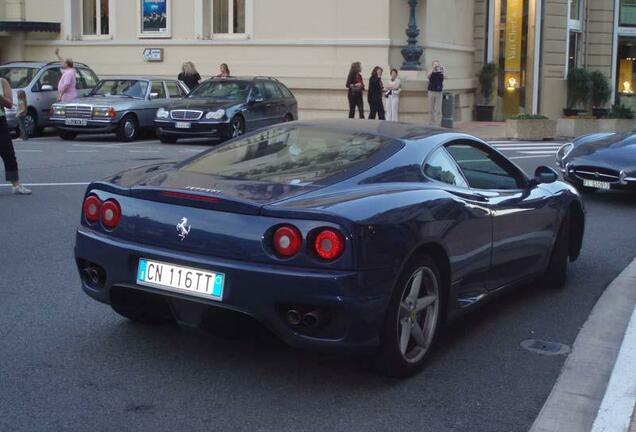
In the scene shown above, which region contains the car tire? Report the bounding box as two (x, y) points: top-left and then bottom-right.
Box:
(374, 254), (443, 378)
(116, 114), (140, 142)
(542, 211), (570, 289)
(226, 115), (245, 140)
(59, 131), (77, 141)
(24, 110), (38, 138)
(284, 113), (293, 122)
(110, 287), (174, 325)
(159, 135), (178, 144)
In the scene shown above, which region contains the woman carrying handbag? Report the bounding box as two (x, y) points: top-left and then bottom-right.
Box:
(346, 62), (365, 119)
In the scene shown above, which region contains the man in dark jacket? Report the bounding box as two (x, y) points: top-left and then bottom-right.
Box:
(427, 60), (445, 125)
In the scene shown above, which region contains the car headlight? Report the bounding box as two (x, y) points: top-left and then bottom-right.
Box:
(205, 109), (226, 120)
(51, 105), (65, 116)
(94, 106), (116, 118)
(556, 142), (574, 162)
(156, 108), (170, 119)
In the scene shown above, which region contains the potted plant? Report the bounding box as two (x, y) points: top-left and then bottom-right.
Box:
(564, 68), (591, 117)
(475, 62), (498, 121)
(590, 71), (612, 118)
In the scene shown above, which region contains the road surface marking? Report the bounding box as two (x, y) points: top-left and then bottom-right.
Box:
(0, 182), (90, 187)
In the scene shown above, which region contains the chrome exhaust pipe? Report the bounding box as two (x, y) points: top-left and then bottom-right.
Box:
(82, 265), (103, 286)
(302, 310), (323, 328)
(286, 309), (302, 326)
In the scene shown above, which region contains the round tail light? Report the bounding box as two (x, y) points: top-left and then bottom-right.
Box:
(273, 226), (302, 258)
(100, 199), (121, 229)
(83, 195), (101, 224)
(314, 229), (345, 261)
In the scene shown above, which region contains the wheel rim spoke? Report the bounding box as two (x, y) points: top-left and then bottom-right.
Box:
(410, 322), (427, 348)
(415, 295), (437, 312)
(407, 269), (423, 302)
(399, 319), (411, 354)
(399, 302), (411, 320)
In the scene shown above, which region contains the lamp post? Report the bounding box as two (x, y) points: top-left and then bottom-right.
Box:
(401, 0), (423, 71)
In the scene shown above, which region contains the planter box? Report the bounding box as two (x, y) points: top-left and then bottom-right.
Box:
(506, 119), (557, 141)
(557, 118), (636, 138)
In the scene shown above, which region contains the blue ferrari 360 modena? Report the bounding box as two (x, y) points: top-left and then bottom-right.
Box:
(75, 120), (585, 376)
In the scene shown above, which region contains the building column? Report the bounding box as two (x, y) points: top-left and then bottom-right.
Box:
(5, 0), (25, 21)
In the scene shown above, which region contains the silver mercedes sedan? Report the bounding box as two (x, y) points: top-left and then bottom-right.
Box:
(50, 77), (189, 142)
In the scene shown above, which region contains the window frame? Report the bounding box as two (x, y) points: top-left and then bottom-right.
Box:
(565, 0), (584, 77)
(421, 147), (470, 189)
(138, 0), (172, 39)
(165, 80), (186, 99)
(81, 0), (112, 39)
(620, 0), (636, 27)
(442, 140), (529, 192)
(195, 0), (253, 40)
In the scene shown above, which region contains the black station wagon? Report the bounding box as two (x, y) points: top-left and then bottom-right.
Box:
(155, 76), (298, 144)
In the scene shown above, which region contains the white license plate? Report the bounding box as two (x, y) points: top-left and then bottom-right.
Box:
(65, 118), (87, 126)
(175, 122), (192, 129)
(136, 259), (224, 301)
(583, 179), (611, 190)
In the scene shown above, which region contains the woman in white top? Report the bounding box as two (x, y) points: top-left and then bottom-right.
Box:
(385, 69), (402, 122)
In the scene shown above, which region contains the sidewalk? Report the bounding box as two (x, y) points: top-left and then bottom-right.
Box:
(531, 258), (636, 432)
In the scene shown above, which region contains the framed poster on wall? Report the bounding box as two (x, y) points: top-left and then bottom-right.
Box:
(138, 0), (171, 38)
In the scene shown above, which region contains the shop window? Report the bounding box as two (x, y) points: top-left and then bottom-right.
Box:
(82, 0), (110, 36)
(620, 0), (636, 27)
(213, 0), (246, 34)
(568, 31), (582, 72)
(617, 38), (636, 111)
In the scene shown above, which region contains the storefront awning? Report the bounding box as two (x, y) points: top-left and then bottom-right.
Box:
(0, 21), (60, 33)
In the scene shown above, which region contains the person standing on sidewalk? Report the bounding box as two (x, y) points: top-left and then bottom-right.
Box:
(368, 66), (386, 120)
(178, 62), (201, 90)
(217, 63), (231, 78)
(346, 62), (365, 119)
(427, 60), (445, 126)
(55, 49), (78, 103)
(15, 90), (28, 141)
(0, 78), (31, 195)
(385, 69), (402, 122)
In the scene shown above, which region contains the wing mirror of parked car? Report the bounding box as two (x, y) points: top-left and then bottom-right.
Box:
(40, 84), (55, 91)
(531, 166), (559, 186)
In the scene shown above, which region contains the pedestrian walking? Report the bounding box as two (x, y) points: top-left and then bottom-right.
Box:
(346, 62), (365, 119)
(16, 90), (28, 141)
(217, 63), (231, 78)
(427, 60), (445, 126)
(54, 49), (78, 102)
(0, 78), (31, 195)
(178, 61), (201, 90)
(368, 66), (385, 120)
(385, 69), (401, 122)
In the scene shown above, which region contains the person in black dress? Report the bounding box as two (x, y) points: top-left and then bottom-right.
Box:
(178, 62), (201, 92)
(346, 62), (365, 119)
(367, 66), (385, 120)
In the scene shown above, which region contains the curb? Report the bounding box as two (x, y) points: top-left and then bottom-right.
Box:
(530, 257), (636, 432)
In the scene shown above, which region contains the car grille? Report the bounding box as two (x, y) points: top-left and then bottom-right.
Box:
(64, 105), (93, 119)
(572, 166), (620, 183)
(171, 110), (203, 121)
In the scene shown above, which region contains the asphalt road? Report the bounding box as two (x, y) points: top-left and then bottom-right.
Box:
(1, 134), (635, 432)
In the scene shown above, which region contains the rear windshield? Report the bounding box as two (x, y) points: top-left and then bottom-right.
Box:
(0, 67), (38, 88)
(181, 126), (400, 185)
(188, 81), (251, 100)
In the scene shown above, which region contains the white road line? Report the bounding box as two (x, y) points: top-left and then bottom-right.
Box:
(128, 150), (160, 153)
(591, 306), (636, 432)
(518, 150), (557, 155)
(0, 182), (90, 187)
(67, 150), (99, 153)
(509, 155), (555, 160)
(15, 149), (44, 153)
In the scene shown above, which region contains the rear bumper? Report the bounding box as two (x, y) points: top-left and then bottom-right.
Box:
(155, 119), (229, 138)
(74, 228), (393, 352)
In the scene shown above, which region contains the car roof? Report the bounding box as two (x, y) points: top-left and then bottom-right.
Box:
(288, 119), (461, 142)
(204, 76), (280, 83)
(98, 76), (179, 81)
(0, 61), (91, 69)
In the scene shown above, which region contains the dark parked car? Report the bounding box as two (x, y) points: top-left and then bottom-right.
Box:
(155, 76), (298, 144)
(51, 77), (189, 141)
(75, 120), (584, 377)
(557, 132), (636, 193)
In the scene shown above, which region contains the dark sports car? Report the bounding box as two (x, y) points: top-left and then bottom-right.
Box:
(155, 76), (298, 144)
(557, 131), (636, 193)
(75, 120), (585, 377)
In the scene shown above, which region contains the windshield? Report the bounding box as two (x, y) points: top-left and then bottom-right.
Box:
(180, 126), (399, 185)
(91, 80), (149, 98)
(188, 81), (251, 100)
(0, 67), (38, 88)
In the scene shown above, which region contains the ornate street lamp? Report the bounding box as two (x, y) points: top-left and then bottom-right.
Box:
(401, 0), (424, 71)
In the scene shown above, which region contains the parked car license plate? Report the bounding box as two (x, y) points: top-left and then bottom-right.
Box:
(65, 118), (87, 126)
(583, 179), (611, 190)
(175, 122), (192, 129)
(136, 258), (224, 301)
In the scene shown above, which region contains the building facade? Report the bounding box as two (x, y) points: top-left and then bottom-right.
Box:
(0, 0), (633, 121)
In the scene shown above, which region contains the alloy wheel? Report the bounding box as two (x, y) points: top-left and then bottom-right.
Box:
(24, 113), (36, 137)
(231, 118), (244, 138)
(397, 266), (440, 363)
(124, 119), (136, 139)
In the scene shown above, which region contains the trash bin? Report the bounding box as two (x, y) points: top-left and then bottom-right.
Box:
(442, 92), (454, 129)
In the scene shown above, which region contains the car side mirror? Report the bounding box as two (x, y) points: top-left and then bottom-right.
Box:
(40, 84), (55, 91)
(149, 92), (160, 100)
(531, 166), (559, 186)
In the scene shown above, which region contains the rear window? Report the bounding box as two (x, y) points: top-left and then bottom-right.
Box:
(181, 126), (400, 185)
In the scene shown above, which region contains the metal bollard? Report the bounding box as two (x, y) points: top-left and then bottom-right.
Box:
(441, 92), (454, 128)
